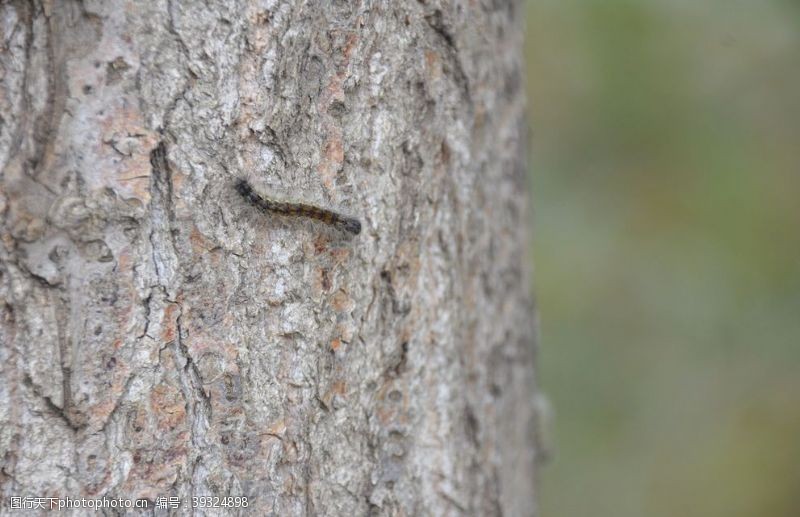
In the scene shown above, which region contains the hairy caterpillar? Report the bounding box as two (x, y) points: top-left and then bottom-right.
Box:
(235, 179), (361, 235)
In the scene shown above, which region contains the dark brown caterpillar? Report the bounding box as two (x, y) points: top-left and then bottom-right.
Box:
(236, 179), (361, 235)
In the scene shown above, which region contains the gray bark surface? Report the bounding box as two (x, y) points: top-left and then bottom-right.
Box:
(0, 1), (537, 515)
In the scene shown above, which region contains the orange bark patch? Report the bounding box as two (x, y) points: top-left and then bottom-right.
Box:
(334, 323), (354, 343)
(189, 225), (213, 253)
(321, 380), (347, 408)
(317, 133), (344, 189)
(425, 49), (438, 67)
(161, 303), (179, 343)
(150, 383), (186, 431)
(267, 419), (286, 436)
(342, 33), (358, 60)
(425, 50), (442, 79)
(328, 246), (351, 263)
(325, 135), (344, 163)
(331, 380), (346, 395)
(98, 104), (158, 203)
(331, 289), (352, 313)
(313, 233), (329, 254)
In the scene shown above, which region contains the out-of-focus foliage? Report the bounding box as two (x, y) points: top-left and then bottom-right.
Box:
(525, 1), (800, 516)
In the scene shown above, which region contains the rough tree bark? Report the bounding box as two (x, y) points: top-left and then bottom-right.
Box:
(0, 1), (537, 515)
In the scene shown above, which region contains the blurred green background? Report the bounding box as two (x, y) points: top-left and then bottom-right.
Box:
(524, 1), (800, 516)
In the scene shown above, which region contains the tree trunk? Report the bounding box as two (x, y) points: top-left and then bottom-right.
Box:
(0, 1), (537, 515)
